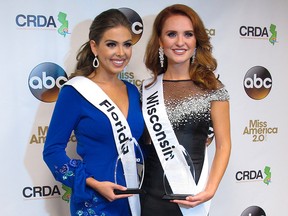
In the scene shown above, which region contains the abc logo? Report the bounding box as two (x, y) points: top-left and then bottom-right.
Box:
(241, 206), (266, 216)
(118, 7), (143, 44)
(243, 66), (272, 100)
(28, 62), (68, 102)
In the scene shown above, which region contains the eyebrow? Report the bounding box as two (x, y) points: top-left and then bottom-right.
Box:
(104, 39), (133, 43)
(164, 29), (194, 33)
(166, 29), (194, 32)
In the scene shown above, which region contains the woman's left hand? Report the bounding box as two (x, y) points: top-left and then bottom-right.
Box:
(170, 190), (213, 208)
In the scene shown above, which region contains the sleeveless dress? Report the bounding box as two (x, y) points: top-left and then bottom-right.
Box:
(141, 79), (229, 216)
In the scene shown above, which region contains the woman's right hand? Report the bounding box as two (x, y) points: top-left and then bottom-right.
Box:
(86, 177), (132, 201)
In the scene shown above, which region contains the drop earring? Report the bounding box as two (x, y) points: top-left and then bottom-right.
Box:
(93, 56), (99, 68)
(191, 48), (197, 64)
(159, 47), (164, 68)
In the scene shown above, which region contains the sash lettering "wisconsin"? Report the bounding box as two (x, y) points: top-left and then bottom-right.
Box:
(146, 91), (175, 161)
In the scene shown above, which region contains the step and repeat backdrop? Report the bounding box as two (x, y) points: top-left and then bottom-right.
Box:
(1, 0), (287, 215)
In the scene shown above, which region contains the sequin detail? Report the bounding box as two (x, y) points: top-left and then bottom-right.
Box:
(54, 159), (79, 180)
(163, 80), (229, 130)
(75, 195), (104, 216)
(76, 209), (97, 216)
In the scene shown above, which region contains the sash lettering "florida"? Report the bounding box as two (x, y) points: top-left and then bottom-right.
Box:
(146, 91), (175, 161)
(99, 99), (130, 155)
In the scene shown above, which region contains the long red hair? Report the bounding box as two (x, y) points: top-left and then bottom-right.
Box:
(144, 4), (218, 89)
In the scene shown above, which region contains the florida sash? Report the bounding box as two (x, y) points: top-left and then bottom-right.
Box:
(65, 76), (140, 216)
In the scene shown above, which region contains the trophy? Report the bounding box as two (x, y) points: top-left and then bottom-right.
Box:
(114, 139), (146, 195)
(162, 145), (195, 200)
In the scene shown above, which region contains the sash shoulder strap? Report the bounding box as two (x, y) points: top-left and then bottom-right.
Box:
(142, 74), (210, 216)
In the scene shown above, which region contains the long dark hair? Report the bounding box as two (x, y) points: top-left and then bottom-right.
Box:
(145, 4), (218, 89)
(70, 9), (132, 79)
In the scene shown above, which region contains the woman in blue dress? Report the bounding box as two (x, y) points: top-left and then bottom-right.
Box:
(43, 9), (144, 216)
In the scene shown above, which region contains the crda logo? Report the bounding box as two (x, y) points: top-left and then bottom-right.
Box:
(236, 170), (263, 181)
(118, 8), (143, 44)
(243, 66), (272, 100)
(236, 166), (271, 185)
(16, 14), (57, 28)
(241, 206), (266, 216)
(23, 185), (61, 199)
(15, 12), (70, 37)
(239, 24), (277, 45)
(28, 62), (68, 102)
(240, 26), (269, 37)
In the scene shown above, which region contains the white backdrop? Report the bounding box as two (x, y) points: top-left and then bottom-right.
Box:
(1, 0), (287, 215)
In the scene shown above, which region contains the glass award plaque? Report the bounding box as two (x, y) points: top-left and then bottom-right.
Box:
(162, 146), (195, 200)
(114, 140), (146, 195)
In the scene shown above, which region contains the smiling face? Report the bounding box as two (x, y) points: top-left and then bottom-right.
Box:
(159, 14), (196, 67)
(90, 26), (133, 75)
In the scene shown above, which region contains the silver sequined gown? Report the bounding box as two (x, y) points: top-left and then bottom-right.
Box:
(141, 79), (229, 216)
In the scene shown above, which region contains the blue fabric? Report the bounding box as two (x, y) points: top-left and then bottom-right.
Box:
(43, 80), (144, 216)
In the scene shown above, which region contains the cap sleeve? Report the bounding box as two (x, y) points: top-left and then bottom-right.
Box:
(210, 86), (230, 101)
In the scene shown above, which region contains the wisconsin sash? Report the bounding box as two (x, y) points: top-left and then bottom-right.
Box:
(142, 74), (210, 216)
